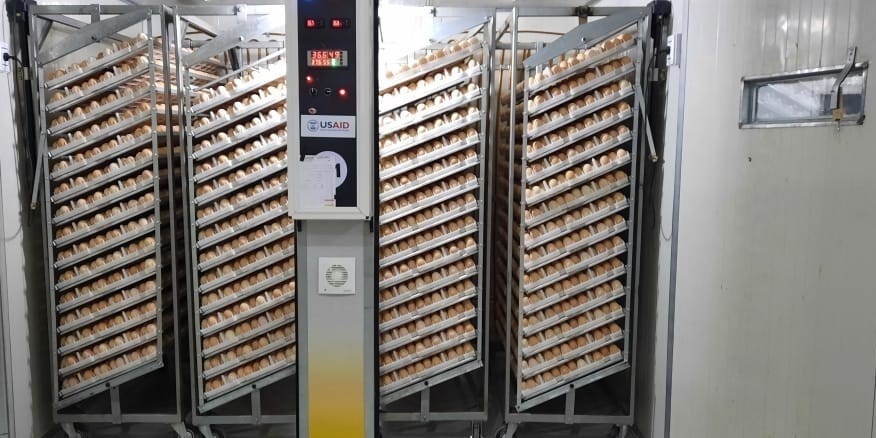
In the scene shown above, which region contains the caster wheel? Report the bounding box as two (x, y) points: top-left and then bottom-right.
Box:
(494, 424), (513, 438)
(471, 422), (484, 438)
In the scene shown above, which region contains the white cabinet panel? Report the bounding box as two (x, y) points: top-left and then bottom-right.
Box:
(670, 0), (876, 437)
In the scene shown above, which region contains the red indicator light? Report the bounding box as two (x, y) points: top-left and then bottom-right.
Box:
(338, 88), (348, 97)
(331, 18), (350, 29)
(305, 75), (314, 84)
(305, 18), (324, 28)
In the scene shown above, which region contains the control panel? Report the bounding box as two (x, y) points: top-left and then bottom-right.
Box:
(289, 0), (372, 220)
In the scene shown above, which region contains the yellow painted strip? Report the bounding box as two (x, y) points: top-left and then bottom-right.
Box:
(308, 342), (365, 438)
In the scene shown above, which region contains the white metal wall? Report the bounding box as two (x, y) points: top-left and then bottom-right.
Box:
(669, 0), (876, 437)
(0, 3), (53, 437)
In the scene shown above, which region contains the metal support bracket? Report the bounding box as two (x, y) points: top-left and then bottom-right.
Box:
(419, 386), (431, 422)
(251, 387), (262, 424)
(830, 46), (858, 129)
(635, 85), (659, 162)
(183, 12), (283, 67)
(110, 385), (122, 424)
(38, 8), (150, 64)
(563, 385), (576, 424)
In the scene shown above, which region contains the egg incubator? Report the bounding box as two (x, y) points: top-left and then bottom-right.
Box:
(22, 1), (666, 437)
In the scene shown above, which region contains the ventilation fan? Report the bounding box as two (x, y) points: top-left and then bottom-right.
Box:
(318, 257), (356, 295)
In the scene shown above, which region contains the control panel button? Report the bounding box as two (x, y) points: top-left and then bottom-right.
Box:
(309, 88), (318, 96)
(324, 88), (333, 96)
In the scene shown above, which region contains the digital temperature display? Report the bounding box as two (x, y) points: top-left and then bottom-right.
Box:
(307, 50), (348, 68)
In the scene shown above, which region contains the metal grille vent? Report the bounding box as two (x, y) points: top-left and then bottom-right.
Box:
(325, 264), (349, 288)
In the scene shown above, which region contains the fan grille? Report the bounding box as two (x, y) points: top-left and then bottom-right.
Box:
(325, 264), (349, 288)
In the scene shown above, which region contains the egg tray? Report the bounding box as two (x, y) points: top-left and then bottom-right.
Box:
(54, 222), (156, 270)
(521, 326), (623, 380)
(525, 100), (633, 144)
(380, 62), (480, 116)
(191, 114), (288, 161)
(524, 131), (632, 186)
(520, 349), (623, 403)
(523, 197), (628, 252)
(379, 178), (479, 224)
(381, 328), (478, 375)
(54, 208), (156, 257)
(50, 131), (156, 182)
(47, 64), (153, 114)
(54, 242), (157, 292)
(378, 111), (482, 159)
(521, 245), (626, 295)
(191, 63), (287, 113)
(380, 40), (483, 92)
(195, 182), (287, 228)
(203, 333), (296, 380)
(379, 265), (478, 311)
(523, 154), (630, 207)
(521, 283), (625, 340)
(46, 38), (152, 91)
(198, 224), (294, 271)
(525, 108), (632, 163)
(59, 329), (159, 377)
(196, 203), (288, 249)
(200, 269), (296, 316)
(193, 133), (288, 183)
(201, 312), (296, 358)
(380, 133), (481, 180)
(58, 307), (159, 356)
(380, 86), (483, 136)
(59, 347), (161, 399)
(379, 222), (478, 268)
(521, 302), (625, 357)
(49, 113), (154, 160)
(379, 243), (478, 290)
(56, 267), (157, 314)
(525, 222), (628, 272)
(379, 285), (477, 332)
(526, 37), (636, 96)
(525, 199), (628, 248)
(48, 86), (155, 138)
(380, 349), (477, 395)
(380, 155), (480, 203)
(57, 285), (159, 334)
(198, 246), (295, 294)
(190, 92), (287, 137)
(380, 198), (479, 247)
(203, 353), (295, 401)
(51, 157), (154, 205)
(200, 292), (295, 337)
(379, 306), (477, 353)
(527, 65), (635, 118)
(193, 159), (287, 206)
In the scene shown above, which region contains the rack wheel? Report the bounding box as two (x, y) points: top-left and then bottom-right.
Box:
(613, 424), (631, 438)
(495, 423), (517, 438)
(60, 423), (83, 438)
(470, 422), (484, 438)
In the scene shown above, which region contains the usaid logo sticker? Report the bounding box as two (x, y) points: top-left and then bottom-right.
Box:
(301, 115), (356, 138)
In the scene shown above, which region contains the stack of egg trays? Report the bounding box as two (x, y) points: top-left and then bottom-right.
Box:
(183, 50), (297, 412)
(376, 35), (489, 403)
(39, 30), (167, 408)
(510, 30), (640, 411)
